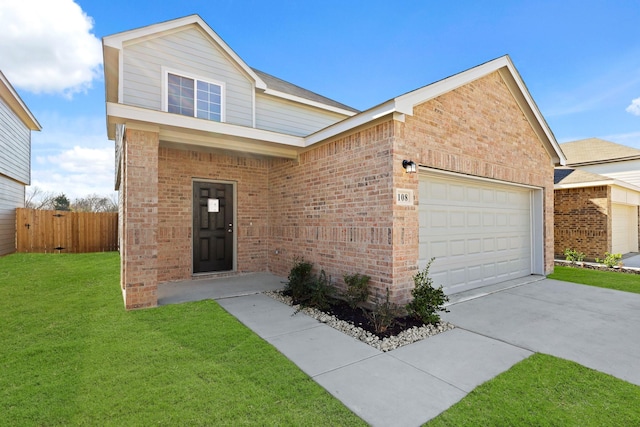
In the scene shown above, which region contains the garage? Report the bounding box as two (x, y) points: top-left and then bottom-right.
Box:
(419, 172), (540, 294)
(611, 203), (639, 255)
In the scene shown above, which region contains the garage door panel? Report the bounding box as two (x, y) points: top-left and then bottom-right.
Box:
(419, 174), (532, 294)
(612, 204), (639, 255)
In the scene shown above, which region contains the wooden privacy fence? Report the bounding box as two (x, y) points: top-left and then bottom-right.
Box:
(16, 208), (118, 253)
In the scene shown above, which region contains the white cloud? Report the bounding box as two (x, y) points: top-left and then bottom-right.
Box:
(31, 145), (115, 199)
(0, 0), (102, 96)
(627, 97), (640, 116)
(28, 113), (115, 199)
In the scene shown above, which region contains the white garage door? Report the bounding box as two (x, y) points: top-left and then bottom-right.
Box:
(612, 203), (638, 255)
(419, 173), (532, 294)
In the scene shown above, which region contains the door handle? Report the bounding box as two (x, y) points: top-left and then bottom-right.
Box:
(228, 223), (233, 233)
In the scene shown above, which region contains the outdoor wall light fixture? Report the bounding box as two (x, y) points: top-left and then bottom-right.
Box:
(402, 160), (417, 173)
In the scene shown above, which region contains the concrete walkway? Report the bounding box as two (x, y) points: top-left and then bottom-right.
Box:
(158, 274), (640, 426)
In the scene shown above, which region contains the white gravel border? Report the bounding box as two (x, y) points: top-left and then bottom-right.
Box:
(264, 290), (455, 352)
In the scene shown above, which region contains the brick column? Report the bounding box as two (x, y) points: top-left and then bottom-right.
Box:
(121, 127), (159, 309)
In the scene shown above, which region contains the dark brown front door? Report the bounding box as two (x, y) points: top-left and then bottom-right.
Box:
(193, 181), (233, 273)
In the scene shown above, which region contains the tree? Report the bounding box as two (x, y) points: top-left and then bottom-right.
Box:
(25, 187), (118, 212)
(53, 194), (71, 211)
(71, 193), (117, 213)
(25, 186), (57, 210)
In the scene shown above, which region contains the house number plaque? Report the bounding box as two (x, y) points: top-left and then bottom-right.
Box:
(396, 189), (414, 206)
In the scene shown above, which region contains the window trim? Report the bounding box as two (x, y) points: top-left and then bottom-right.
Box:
(161, 67), (226, 122)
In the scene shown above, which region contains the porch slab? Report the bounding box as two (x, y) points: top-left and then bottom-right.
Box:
(157, 272), (285, 305)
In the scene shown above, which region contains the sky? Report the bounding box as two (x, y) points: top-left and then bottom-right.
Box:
(1, 0), (639, 199)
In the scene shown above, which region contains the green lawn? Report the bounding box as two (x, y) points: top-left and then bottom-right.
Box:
(3, 253), (639, 426)
(0, 253), (364, 426)
(548, 265), (640, 294)
(426, 353), (640, 426)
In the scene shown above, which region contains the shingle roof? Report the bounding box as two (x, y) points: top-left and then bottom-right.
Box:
(561, 138), (640, 165)
(252, 68), (359, 114)
(554, 167), (613, 186)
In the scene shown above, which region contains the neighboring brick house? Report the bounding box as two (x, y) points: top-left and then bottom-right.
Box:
(103, 15), (565, 309)
(555, 139), (640, 260)
(0, 71), (41, 256)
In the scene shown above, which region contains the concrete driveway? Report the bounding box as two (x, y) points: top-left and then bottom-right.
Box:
(442, 278), (640, 386)
(160, 275), (640, 425)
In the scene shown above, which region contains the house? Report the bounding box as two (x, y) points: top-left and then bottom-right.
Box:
(103, 15), (565, 310)
(555, 138), (640, 260)
(0, 71), (41, 256)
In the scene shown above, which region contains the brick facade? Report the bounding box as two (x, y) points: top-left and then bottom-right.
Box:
(120, 127), (159, 309)
(267, 72), (555, 305)
(156, 147), (275, 282)
(390, 71), (555, 302)
(268, 121), (396, 300)
(554, 186), (610, 260)
(118, 73), (556, 309)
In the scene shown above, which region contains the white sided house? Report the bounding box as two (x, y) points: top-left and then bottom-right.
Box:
(0, 71), (41, 256)
(104, 15), (565, 309)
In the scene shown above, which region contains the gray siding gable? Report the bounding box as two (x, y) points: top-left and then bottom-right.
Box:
(118, 21), (355, 136)
(122, 26), (254, 127)
(0, 96), (31, 185)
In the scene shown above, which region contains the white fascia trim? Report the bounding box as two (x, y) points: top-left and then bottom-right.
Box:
(498, 61), (566, 166)
(556, 179), (640, 193)
(262, 88), (358, 116)
(393, 57), (514, 114)
(103, 15), (267, 90)
(0, 71), (41, 130)
(305, 100), (397, 146)
(107, 102), (305, 147)
(554, 180), (614, 190)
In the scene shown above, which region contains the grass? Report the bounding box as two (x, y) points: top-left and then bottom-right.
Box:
(426, 353), (640, 426)
(4, 253), (639, 426)
(548, 265), (640, 294)
(0, 253), (364, 426)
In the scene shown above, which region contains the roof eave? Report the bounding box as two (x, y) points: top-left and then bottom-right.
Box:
(102, 14), (267, 90)
(0, 70), (41, 131)
(306, 55), (567, 167)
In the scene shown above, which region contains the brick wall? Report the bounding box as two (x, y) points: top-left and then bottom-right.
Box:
(267, 71), (556, 306)
(268, 121), (396, 299)
(120, 128), (159, 309)
(554, 186), (610, 260)
(157, 146), (273, 282)
(391, 71), (556, 303)
(120, 72), (557, 308)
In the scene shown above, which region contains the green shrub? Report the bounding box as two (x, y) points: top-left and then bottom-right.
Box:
(564, 248), (586, 264)
(405, 258), (449, 325)
(304, 269), (334, 311)
(364, 288), (402, 333)
(285, 258), (334, 311)
(342, 273), (370, 309)
(595, 252), (623, 268)
(285, 257), (314, 302)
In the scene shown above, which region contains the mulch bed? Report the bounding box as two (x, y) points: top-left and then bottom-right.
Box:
(323, 299), (426, 339)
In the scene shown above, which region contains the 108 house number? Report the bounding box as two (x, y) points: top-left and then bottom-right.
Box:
(396, 189), (414, 206)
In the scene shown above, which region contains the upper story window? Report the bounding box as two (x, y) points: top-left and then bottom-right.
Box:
(166, 71), (224, 122)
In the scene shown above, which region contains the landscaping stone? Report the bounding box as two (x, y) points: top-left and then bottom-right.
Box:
(264, 290), (455, 352)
